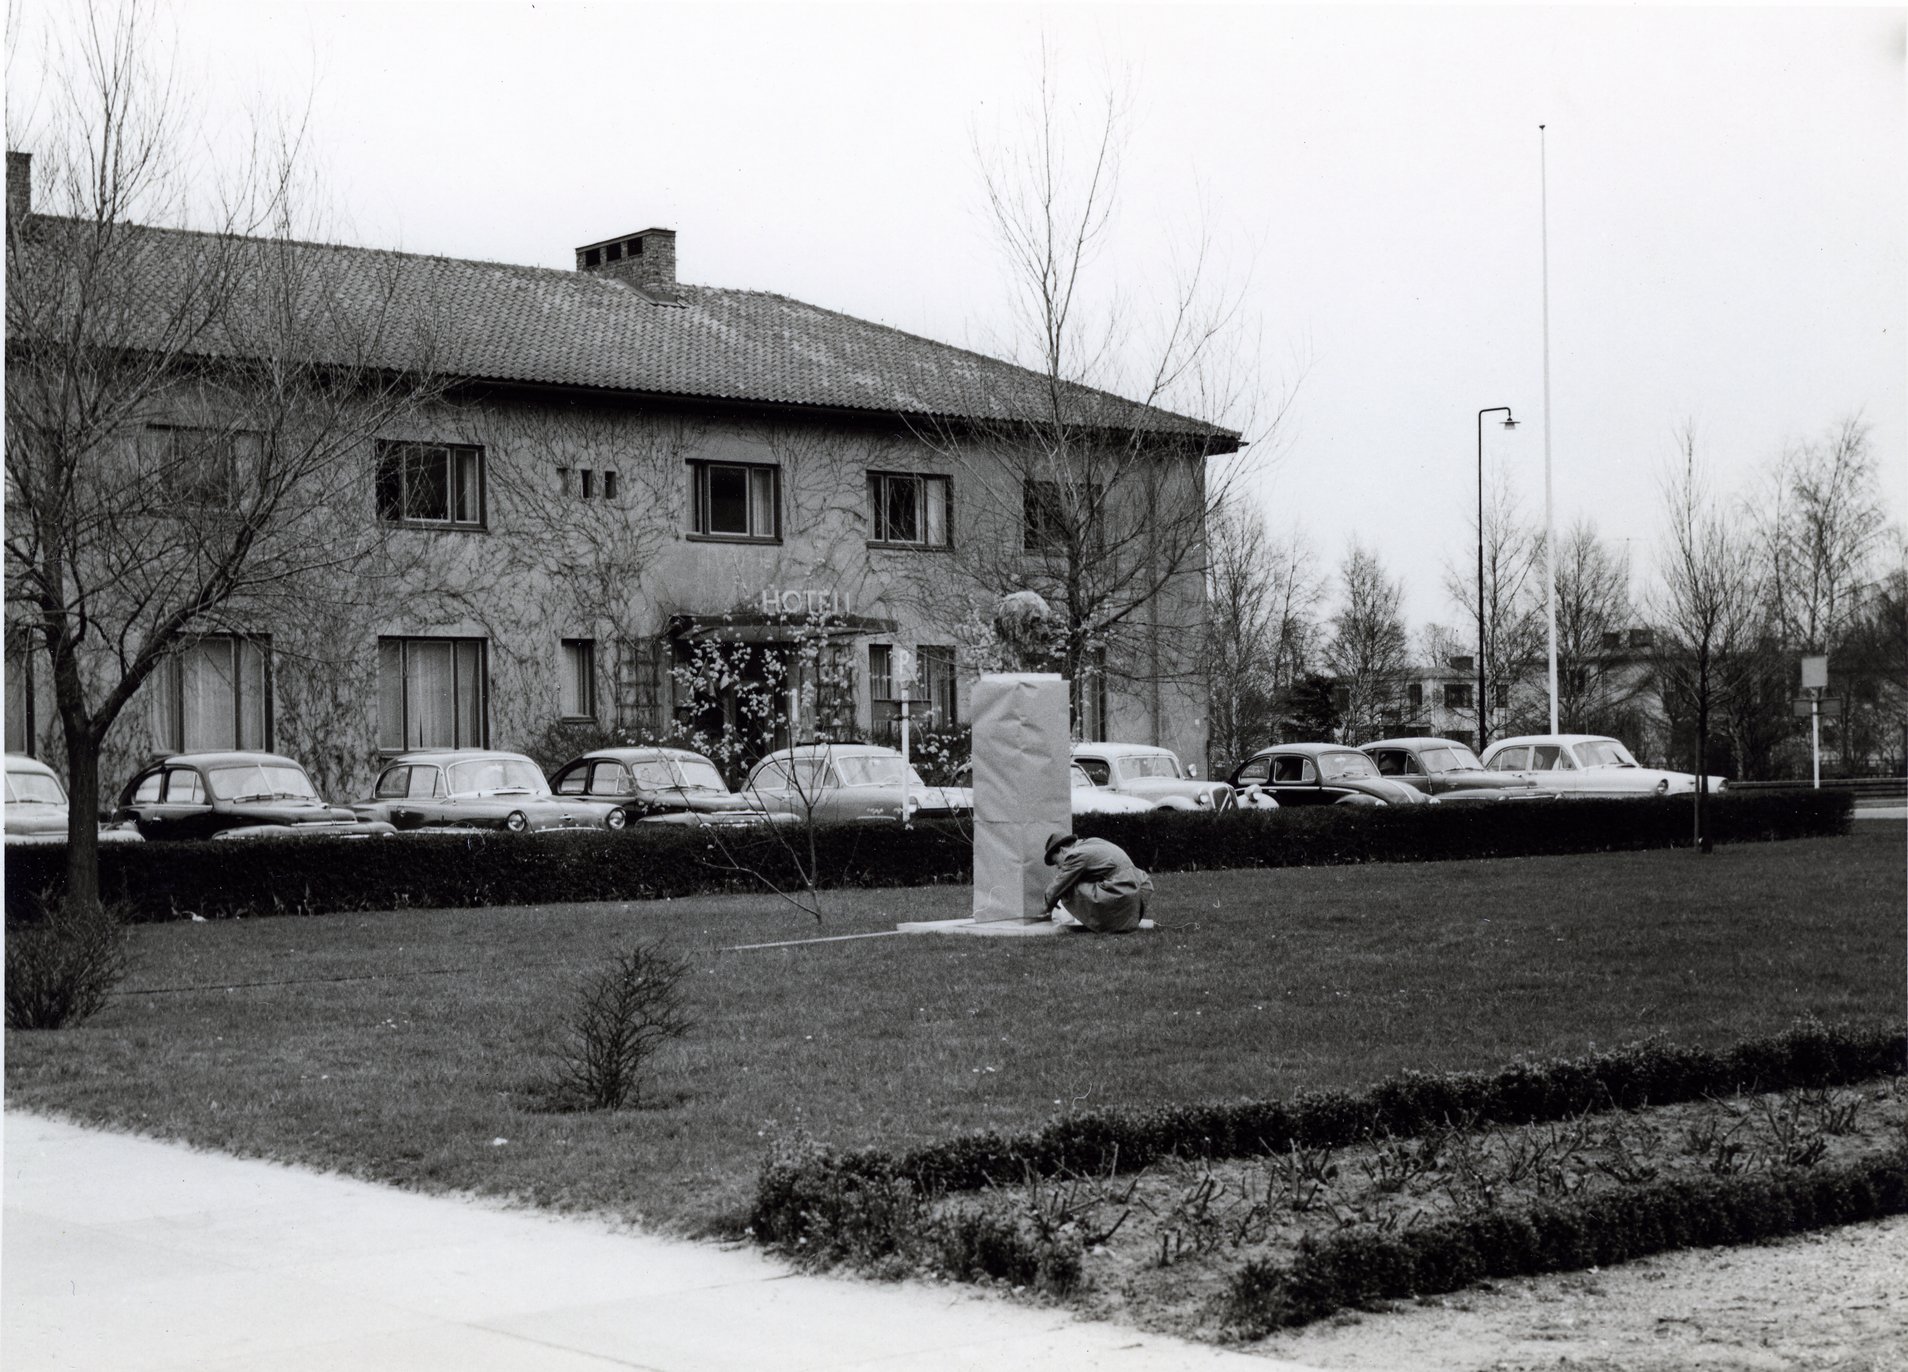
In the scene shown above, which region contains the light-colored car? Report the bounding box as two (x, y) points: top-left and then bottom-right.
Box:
(550, 746), (789, 827)
(1071, 743), (1237, 812)
(1068, 762), (1160, 816)
(5, 753), (71, 839)
(353, 750), (619, 833)
(744, 742), (973, 823)
(1479, 734), (1726, 798)
(1360, 737), (1540, 803)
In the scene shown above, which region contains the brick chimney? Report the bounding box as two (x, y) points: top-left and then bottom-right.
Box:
(575, 227), (677, 292)
(7, 150), (31, 223)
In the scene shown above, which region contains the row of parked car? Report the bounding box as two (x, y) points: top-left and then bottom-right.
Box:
(3, 730), (1723, 843)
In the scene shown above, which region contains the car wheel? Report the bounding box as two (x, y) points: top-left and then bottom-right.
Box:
(504, 810), (528, 833)
(605, 807), (629, 831)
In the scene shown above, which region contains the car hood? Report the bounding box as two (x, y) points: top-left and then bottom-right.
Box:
(1072, 790), (1158, 815)
(224, 799), (362, 825)
(1339, 776), (1429, 804)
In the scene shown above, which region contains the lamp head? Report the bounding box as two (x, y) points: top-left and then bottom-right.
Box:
(1501, 415), (1519, 429)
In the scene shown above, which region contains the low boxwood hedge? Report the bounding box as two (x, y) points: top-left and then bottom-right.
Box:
(1223, 1147), (1908, 1336)
(748, 1021), (1905, 1252)
(2, 789), (1851, 925)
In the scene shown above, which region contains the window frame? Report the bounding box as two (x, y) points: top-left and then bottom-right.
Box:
(141, 424), (262, 512)
(149, 634), (273, 753)
(376, 441), (487, 530)
(560, 638), (597, 722)
(866, 471), (953, 549)
(1444, 683), (1474, 710)
(689, 460), (781, 542)
(1023, 478), (1068, 553)
(377, 636), (489, 753)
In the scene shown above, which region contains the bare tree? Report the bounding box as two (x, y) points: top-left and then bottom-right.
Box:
(4, 2), (441, 904)
(1650, 426), (1764, 849)
(1441, 467), (1544, 748)
(1550, 519), (1636, 735)
(1759, 416), (1891, 654)
(904, 47), (1280, 741)
(1202, 496), (1322, 770)
(1324, 541), (1409, 745)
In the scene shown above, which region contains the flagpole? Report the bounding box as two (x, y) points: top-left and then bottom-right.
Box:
(1541, 124), (1559, 735)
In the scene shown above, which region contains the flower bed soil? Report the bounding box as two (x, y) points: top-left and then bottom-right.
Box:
(939, 1079), (1908, 1344)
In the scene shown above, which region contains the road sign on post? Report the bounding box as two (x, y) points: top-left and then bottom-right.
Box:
(1800, 656), (1830, 790)
(1801, 655), (1829, 691)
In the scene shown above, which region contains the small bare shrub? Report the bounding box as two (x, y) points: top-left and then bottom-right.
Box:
(5, 895), (131, 1030)
(548, 943), (693, 1110)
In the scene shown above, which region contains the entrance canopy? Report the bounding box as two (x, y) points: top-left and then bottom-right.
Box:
(666, 611), (897, 645)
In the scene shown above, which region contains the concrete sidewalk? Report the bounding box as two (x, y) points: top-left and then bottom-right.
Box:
(3, 1111), (1325, 1372)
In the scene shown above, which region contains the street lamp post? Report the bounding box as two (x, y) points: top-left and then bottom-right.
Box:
(1477, 406), (1518, 752)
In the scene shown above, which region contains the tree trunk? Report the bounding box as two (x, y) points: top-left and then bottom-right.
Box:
(62, 726), (104, 910)
(1693, 693), (1711, 855)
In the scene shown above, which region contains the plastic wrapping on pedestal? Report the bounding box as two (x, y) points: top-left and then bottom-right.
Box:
(970, 673), (1071, 922)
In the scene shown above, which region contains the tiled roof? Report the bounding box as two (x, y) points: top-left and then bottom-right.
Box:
(13, 218), (1234, 443)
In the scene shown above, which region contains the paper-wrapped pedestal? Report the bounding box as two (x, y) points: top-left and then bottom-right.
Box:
(971, 673), (1071, 922)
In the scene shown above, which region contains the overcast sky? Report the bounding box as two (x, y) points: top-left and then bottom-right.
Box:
(13, 2), (1905, 633)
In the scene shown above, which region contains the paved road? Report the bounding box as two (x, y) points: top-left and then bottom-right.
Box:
(3, 1111), (1326, 1372)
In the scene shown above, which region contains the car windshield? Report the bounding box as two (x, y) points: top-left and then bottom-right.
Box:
(1425, 745), (1485, 772)
(5, 771), (66, 804)
(1573, 739), (1638, 769)
(834, 755), (929, 788)
(1319, 751), (1379, 780)
(1120, 754), (1183, 780)
(207, 763), (319, 802)
(671, 758), (730, 792)
(446, 758), (548, 796)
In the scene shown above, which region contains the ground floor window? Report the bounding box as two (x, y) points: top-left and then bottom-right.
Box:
(869, 644), (959, 746)
(149, 635), (271, 752)
(1073, 648), (1108, 742)
(379, 637), (487, 751)
(560, 639), (596, 720)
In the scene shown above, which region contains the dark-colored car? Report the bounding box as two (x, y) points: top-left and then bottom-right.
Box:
(1227, 742), (1434, 807)
(1359, 737), (1540, 802)
(115, 751), (394, 840)
(549, 746), (787, 827)
(352, 750), (618, 832)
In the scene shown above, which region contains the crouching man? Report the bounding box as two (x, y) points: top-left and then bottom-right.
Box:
(1042, 831), (1153, 933)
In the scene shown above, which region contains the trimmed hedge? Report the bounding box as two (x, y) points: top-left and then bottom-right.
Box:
(3, 789), (1852, 925)
(1223, 1148), (1908, 1336)
(749, 1021), (1906, 1252)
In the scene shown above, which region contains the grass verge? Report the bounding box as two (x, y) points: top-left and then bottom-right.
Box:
(4, 829), (1902, 1239)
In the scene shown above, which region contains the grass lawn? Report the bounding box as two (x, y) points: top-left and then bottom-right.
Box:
(6, 828), (1902, 1237)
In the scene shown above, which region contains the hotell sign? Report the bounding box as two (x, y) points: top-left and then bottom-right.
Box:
(759, 588), (856, 617)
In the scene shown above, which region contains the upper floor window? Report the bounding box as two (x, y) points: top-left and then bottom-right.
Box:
(377, 441), (485, 529)
(1024, 478), (1068, 552)
(1406, 683), (1424, 710)
(1444, 683), (1474, 709)
(868, 472), (950, 547)
(149, 635), (271, 752)
(6, 647), (35, 756)
(558, 467), (619, 500)
(691, 461), (779, 541)
(141, 425), (262, 510)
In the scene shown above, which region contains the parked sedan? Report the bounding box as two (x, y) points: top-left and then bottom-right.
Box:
(1071, 743), (1237, 812)
(353, 750), (617, 832)
(1359, 737), (1540, 802)
(1480, 734), (1726, 798)
(5, 753), (71, 839)
(549, 746), (787, 827)
(1069, 762), (1161, 816)
(116, 751), (393, 840)
(1228, 743), (1434, 807)
(744, 743), (973, 823)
